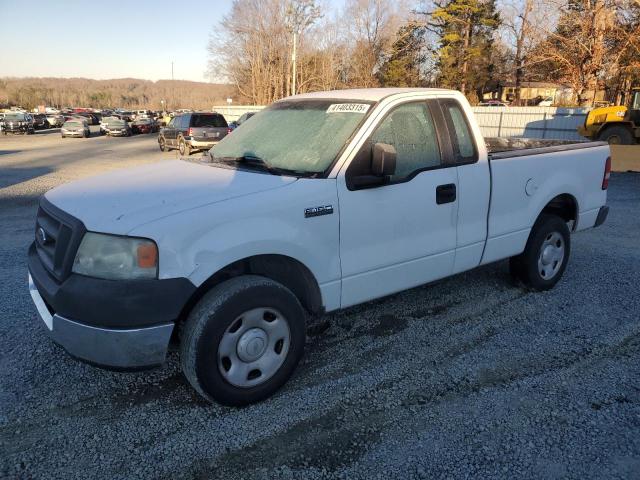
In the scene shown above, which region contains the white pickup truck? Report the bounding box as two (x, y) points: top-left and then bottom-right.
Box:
(28, 88), (610, 405)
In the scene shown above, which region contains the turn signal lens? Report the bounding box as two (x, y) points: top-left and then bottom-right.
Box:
(137, 243), (158, 268)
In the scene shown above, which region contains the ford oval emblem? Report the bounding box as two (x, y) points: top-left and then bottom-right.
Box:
(38, 227), (48, 244)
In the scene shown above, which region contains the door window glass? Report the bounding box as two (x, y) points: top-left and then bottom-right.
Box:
(370, 102), (441, 181)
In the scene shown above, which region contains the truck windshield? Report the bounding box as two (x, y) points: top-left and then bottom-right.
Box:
(210, 100), (373, 175)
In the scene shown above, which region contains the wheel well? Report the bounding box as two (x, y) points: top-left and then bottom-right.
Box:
(177, 255), (323, 326)
(540, 194), (578, 229)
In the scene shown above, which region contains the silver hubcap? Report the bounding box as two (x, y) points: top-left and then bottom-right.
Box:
(537, 231), (565, 280)
(218, 308), (290, 388)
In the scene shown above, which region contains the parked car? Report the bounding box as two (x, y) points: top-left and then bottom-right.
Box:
(158, 112), (229, 155)
(100, 116), (122, 134)
(27, 88), (611, 406)
(32, 114), (51, 130)
(1, 113), (35, 134)
(119, 111), (134, 122)
(61, 119), (90, 138)
(75, 112), (99, 125)
(131, 118), (157, 134)
(228, 111), (257, 130)
(46, 114), (65, 128)
(105, 119), (132, 137)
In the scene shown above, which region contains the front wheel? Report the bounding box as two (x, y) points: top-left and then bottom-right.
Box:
(180, 275), (306, 406)
(509, 214), (570, 291)
(158, 136), (166, 151)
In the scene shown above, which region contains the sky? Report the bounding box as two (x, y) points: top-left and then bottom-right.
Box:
(0, 0), (345, 83)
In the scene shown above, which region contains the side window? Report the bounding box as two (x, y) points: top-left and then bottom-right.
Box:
(441, 101), (477, 163)
(370, 102), (441, 181)
(167, 118), (175, 128)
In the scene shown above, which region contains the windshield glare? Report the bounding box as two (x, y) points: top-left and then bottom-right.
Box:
(210, 100), (372, 174)
(4, 114), (24, 121)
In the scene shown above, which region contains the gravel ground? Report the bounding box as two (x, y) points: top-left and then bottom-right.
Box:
(1, 131), (639, 479)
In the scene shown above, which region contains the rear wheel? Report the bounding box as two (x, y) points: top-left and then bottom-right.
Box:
(597, 125), (636, 145)
(509, 214), (570, 291)
(178, 138), (191, 156)
(180, 275), (306, 406)
(158, 136), (166, 151)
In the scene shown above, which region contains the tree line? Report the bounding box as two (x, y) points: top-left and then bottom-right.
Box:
(0, 77), (233, 111)
(209, 0), (640, 106)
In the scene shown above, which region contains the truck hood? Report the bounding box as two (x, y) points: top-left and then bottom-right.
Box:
(45, 160), (297, 234)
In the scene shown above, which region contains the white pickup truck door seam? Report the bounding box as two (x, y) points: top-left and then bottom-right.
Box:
(336, 99), (459, 308)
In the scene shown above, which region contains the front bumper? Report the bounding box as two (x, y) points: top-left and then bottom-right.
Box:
(29, 274), (174, 369)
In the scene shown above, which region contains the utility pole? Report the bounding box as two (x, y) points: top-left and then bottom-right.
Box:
(291, 32), (298, 96)
(171, 61), (174, 81)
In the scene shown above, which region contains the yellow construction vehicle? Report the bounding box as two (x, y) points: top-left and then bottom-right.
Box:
(578, 88), (640, 144)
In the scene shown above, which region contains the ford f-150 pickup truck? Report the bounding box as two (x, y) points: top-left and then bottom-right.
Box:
(28, 88), (610, 406)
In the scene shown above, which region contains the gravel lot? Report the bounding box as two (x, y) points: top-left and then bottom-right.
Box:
(1, 129), (639, 479)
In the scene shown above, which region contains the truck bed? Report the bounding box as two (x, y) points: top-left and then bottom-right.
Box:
(486, 137), (606, 157)
(481, 139), (609, 265)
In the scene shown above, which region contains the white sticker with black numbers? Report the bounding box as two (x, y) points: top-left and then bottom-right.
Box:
(326, 103), (370, 114)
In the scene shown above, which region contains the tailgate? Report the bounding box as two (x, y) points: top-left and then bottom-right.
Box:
(191, 126), (227, 141)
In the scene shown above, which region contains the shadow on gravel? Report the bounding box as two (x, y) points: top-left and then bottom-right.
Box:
(0, 149), (22, 155)
(0, 166), (53, 188)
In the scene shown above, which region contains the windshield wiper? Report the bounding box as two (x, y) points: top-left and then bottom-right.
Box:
(209, 153), (317, 177)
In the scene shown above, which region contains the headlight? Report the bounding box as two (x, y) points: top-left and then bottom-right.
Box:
(73, 232), (158, 280)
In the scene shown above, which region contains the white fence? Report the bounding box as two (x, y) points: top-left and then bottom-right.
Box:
(215, 105), (589, 141)
(471, 107), (588, 140)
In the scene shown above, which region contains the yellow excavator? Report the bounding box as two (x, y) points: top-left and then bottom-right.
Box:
(578, 88), (640, 144)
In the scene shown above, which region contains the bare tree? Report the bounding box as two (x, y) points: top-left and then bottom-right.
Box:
(529, 0), (640, 105)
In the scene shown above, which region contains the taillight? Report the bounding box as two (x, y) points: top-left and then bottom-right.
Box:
(602, 156), (611, 190)
(227, 127), (232, 134)
(188, 127), (193, 136)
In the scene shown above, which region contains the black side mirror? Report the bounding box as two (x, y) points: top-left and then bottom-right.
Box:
(371, 143), (397, 177)
(350, 143), (397, 190)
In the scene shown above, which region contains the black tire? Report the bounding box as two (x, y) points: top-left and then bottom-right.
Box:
(509, 214), (571, 291)
(178, 137), (191, 156)
(158, 136), (166, 152)
(180, 275), (306, 406)
(597, 125), (636, 145)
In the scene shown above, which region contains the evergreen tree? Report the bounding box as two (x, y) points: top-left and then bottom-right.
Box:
(428, 0), (500, 96)
(379, 23), (427, 87)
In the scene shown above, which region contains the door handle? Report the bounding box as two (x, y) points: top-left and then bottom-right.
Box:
(436, 183), (456, 204)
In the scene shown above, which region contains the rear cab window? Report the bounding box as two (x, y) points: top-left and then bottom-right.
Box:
(439, 100), (478, 164)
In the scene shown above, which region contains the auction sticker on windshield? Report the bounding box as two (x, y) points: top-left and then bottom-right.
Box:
(326, 103), (370, 114)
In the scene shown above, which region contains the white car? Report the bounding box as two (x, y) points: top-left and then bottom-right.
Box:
(28, 88), (610, 406)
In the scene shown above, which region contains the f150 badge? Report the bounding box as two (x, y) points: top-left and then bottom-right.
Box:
(305, 205), (334, 218)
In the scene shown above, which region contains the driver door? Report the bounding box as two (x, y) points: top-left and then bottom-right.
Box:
(337, 100), (459, 308)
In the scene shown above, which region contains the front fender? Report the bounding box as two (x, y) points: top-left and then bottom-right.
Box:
(130, 178), (342, 311)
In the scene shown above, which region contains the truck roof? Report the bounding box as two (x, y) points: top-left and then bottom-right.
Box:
(284, 88), (458, 102)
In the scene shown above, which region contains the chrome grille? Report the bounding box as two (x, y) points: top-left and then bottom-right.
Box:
(34, 199), (85, 282)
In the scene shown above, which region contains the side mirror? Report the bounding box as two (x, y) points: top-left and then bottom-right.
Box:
(371, 143), (397, 177)
(349, 142), (397, 190)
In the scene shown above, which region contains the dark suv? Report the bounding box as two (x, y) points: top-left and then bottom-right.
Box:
(158, 112), (229, 155)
